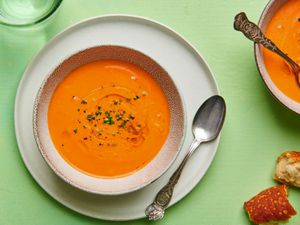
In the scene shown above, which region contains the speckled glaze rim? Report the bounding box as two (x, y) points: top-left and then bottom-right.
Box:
(33, 45), (186, 195)
(254, 0), (300, 115)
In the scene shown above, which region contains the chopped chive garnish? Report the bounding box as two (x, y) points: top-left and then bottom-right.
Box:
(95, 111), (102, 116)
(81, 99), (87, 104)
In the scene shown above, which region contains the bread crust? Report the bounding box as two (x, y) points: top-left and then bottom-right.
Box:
(244, 185), (296, 224)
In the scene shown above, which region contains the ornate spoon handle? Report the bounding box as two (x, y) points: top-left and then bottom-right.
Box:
(234, 12), (300, 86)
(234, 12), (278, 52)
(145, 139), (201, 220)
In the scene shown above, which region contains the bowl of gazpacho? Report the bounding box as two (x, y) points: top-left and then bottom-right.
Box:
(255, 0), (300, 114)
(33, 45), (185, 195)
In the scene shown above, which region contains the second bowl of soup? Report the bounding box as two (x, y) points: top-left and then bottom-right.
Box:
(255, 0), (300, 114)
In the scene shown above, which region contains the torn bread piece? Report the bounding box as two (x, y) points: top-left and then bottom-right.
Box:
(244, 185), (296, 224)
(274, 151), (300, 187)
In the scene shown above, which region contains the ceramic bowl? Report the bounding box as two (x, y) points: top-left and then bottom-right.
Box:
(33, 45), (185, 195)
(255, 0), (300, 114)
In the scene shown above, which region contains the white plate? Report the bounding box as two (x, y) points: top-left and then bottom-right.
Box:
(14, 15), (220, 221)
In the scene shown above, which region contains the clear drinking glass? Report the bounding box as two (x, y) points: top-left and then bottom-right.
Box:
(0, 0), (63, 26)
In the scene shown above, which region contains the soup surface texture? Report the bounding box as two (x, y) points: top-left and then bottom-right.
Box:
(48, 60), (170, 178)
(263, 0), (300, 102)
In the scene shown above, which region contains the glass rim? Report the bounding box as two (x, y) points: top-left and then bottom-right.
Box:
(0, 0), (63, 27)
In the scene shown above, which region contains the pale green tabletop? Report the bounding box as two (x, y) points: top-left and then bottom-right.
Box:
(2, 0), (300, 224)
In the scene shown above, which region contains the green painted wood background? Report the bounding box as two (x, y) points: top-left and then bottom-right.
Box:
(1, 0), (300, 224)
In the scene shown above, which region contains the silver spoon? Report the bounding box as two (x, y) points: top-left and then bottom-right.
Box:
(145, 95), (226, 220)
(233, 12), (300, 87)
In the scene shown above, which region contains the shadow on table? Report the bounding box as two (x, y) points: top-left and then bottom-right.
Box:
(0, 2), (71, 73)
(0, 25), (47, 76)
(261, 85), (300, 134)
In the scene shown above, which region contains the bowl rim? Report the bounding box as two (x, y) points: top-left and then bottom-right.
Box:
(32, 44), (187, 195)
(254, 0), (300, 115)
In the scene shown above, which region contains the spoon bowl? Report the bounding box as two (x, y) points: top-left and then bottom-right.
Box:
(193, 96), (226, 142)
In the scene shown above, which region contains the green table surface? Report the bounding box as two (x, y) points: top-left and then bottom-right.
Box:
(2, 0), (300, 224)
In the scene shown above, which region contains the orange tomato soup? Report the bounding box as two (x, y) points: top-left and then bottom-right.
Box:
(48, 60), (170, 178)
(263, 0), (300, 102)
